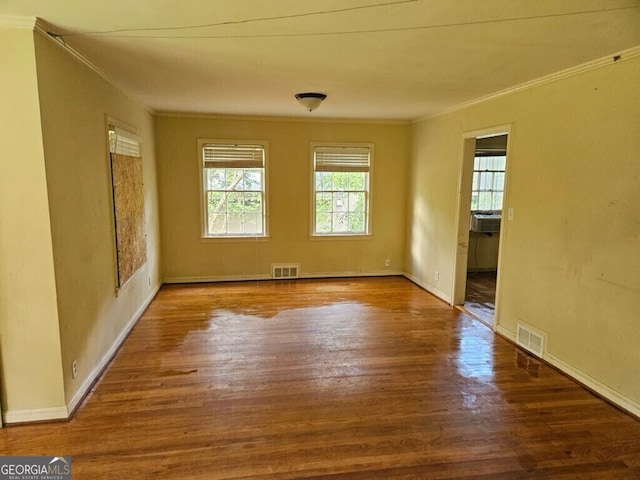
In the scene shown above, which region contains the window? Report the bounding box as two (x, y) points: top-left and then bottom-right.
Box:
(312, 144), (371, 235)
(200, 140), (267, 237)
(471, 155), (505, 212)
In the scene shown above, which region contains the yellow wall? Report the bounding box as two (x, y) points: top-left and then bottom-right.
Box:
(33, 31), (162, 411)
(0, 29), (66, 419)
(407, 54), (640, 412)
(156, 116), (409, 281)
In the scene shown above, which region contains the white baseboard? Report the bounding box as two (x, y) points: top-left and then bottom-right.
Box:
(403, 272), (452, 304)
(3, 406), (68, 424)
(65, 282), (162, 417)
(301, 270), (403, 279)
(495, 324), (516, 341)
(495, 324), (640, 418)
(164, 271), (403, 284)
(544, 352), (640, 418)
(164, 274), (271, 284)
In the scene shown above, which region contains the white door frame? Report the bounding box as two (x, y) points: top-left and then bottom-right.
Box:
(451, 124), (512, 331)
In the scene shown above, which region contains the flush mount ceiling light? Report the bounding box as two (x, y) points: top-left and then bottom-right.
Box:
(295, 92), (327, 112)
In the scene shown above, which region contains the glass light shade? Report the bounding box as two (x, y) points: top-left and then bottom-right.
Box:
(295, 93), (327, 112)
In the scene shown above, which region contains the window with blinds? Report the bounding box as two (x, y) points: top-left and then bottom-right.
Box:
(200, 140), (267, 237)
(312, 144), (372, 235)
(109, 125), (141, 157)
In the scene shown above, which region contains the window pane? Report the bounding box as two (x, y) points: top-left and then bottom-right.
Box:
(349, 192), (365, 213)
(349, 212), (365, 232)
(225, 169), (243, 189)
(244, 192), (262, 212)
(316, 192), (332, 212)
(244, 170), (262, 191)
(207, 169), (226, 190)
(478, 192), (492, 211)
(477, 157), (488, 171)
(347, 172), (365, 190)
(226, 192), (243, 211)
(494, 156), (506, 170)
(315, 172), (328, 191)
(332, 212), (349, 232)
(480, 172), (493, 191)
(316, 213), (332, 233)
(332, 172), (349, 191)
(492, 191), (504, 211)
(494, 172), (505, 191)
(333, 192), (346, 210)
(473, 157), (481, 170)
(208, 191), (224, 211)
(226, 212), (243, 234)
(208, 211), (226, 234)
(242, 213), (260, 234)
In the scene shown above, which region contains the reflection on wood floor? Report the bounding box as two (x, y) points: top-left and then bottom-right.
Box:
(1, 276), (639, 479)
(464, 270), (497, 325)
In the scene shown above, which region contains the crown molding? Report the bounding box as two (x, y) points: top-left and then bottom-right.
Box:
(0, 14), (37, 29)
(30, 19), (155, 115)
(414, 44), (640, 123)
(154, 111), (410, 125)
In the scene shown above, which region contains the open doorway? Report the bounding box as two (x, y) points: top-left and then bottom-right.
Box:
(453, 128), (510, 328)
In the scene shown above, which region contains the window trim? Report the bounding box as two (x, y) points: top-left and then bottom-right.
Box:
(198, 139), (269, 239)
(310, 142), (373, 238)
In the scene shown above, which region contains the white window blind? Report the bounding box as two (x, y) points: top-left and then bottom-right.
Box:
(108, 125), (141, 157)
(203, 144), (265, 169)
(314, 146), (370, 173)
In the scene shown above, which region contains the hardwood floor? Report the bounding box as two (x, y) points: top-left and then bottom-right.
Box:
(1, 277), (639, 479)
(464, 271), (497, 324)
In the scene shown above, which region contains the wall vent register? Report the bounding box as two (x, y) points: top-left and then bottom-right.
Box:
(272, 264), (299, 279)
(516, 323), (546, 358)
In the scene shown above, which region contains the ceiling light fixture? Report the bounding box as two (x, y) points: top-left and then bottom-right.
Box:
(295, 92), (327, 112)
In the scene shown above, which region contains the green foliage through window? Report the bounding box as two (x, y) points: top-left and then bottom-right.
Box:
(312, 144), (371, 235)
(201, 141), (266, 237)
(205, 167), (265, 236)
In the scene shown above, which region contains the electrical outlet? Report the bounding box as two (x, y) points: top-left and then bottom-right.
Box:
(72, 360), (78, 379)
(384, 258), (391, 267)
(435, 271), (440, 282)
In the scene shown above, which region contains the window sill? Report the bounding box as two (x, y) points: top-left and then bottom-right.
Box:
(310, 234), (372, 241)
(200, 235), (270, 243)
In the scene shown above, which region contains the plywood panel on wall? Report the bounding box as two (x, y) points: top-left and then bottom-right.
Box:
(110, 153), (146, 287)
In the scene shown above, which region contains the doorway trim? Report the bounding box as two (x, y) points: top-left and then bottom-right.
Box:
(452, 124), (512, 330)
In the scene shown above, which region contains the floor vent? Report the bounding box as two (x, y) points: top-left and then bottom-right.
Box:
(516, 323), (546, 358)
(272, 264), (299, 280)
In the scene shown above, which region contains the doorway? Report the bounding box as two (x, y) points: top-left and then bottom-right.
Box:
(453, 128), (510, 328)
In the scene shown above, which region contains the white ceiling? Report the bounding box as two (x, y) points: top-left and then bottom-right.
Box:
(2, 0), (640, 120)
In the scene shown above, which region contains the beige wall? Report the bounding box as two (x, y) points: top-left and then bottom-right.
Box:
(33, 31), (162, 412)
(407, 54), (640, 412)
(0, 29), (66, 418)
(156, 116), (409, 281)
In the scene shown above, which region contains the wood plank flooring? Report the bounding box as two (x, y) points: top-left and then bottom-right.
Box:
(1, 277), (639, 479)
(464, 271), (497, 324)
